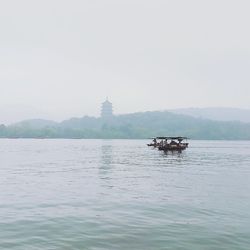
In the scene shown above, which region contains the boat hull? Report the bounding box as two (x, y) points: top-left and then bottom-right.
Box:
(158, 143), (188, 151)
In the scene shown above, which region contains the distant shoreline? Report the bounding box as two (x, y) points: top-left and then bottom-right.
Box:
(0, 137), (250, 141)
(1, 111), (250, 140)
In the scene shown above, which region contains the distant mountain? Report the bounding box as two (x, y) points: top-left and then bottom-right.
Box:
(0, 105), (52, 125)
(12, 119), (58, 129)
(60, 116), (102, 130)
(1, 111), (250, 140)
(170, 107), (250, 123)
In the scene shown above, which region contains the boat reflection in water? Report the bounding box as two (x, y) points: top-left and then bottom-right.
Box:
(147, 137), (189, 152)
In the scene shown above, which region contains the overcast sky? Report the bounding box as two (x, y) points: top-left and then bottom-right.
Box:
(0, 0), (249, 124)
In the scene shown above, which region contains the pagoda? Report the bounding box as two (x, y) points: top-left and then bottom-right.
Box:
(101, 98), (113, 118)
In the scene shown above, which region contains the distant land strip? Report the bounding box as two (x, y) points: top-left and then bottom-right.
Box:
(1, 111), (250, 140)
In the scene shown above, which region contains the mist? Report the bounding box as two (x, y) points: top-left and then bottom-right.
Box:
(0, 0), (250, 124)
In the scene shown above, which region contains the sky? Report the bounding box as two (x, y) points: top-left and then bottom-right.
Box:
(0, 0), (250, 124)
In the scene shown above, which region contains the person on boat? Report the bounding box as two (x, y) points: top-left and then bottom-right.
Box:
(170, 140), (178, 145)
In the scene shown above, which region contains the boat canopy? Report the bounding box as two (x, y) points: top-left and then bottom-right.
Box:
(156, 137), (188, 140)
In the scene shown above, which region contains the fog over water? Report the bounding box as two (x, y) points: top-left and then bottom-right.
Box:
(0, 0), (250, 124)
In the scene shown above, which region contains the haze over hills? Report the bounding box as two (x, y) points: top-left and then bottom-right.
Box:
(170, 107), (250, 123)
(10, 107), (250, 128)
(1, 110), (250, 140)
(12, 119), (57, 129)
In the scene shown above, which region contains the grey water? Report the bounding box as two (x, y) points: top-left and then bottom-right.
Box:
(0, 139), (250, 250)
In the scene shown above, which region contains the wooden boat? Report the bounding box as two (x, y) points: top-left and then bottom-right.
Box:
(148, 137), (189, 151)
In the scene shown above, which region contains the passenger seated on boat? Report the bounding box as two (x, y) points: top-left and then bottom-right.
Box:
(170, 140), (178, 145)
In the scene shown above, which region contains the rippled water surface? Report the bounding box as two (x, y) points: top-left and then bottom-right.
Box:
(0, 139), (250, 249)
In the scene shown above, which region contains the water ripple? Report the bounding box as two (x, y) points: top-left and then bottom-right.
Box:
(0, 139), (250, 249)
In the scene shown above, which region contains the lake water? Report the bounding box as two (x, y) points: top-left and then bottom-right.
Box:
(0, 139), (250, 249)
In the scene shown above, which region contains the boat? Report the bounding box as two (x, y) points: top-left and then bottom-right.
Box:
(148, 137), (189, 151)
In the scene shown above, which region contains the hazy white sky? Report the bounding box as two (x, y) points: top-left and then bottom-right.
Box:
(0, 0), (250, 124)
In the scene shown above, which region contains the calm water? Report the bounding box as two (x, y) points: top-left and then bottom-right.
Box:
(0, 139), (250, 250)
